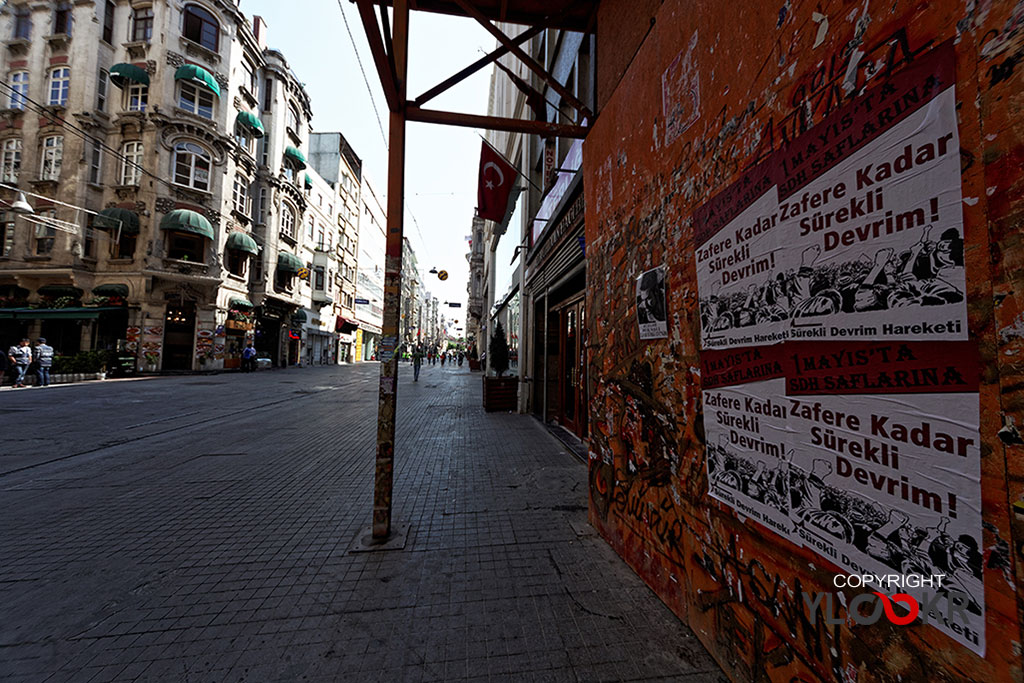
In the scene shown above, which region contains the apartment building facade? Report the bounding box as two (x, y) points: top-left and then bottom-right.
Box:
(0, 0), (361, 371)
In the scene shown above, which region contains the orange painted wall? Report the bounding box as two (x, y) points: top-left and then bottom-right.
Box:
(583, 0), (1024, 680)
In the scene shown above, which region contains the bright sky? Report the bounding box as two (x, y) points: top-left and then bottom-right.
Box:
(246, 0), (495, 320)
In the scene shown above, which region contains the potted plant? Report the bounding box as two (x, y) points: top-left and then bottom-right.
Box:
(483, 321), (517, 412)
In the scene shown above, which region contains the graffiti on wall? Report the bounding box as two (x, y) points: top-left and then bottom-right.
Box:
(584, 0), (1022, 680)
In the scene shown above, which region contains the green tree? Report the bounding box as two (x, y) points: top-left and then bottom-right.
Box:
(489, 320), (510, 377)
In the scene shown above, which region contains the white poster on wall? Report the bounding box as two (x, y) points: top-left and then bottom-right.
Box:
(777, 86), (967, 344)
(637, 266), (668, 340)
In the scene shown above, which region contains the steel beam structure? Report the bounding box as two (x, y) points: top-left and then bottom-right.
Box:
(372, 0), (409, 540)
(406, 105), (588, 138)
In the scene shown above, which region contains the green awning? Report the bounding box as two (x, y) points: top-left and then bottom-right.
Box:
(225, 231), (258, 255)
(160, 209), (214, 239)
(174, 64), (221, 97)
(229, 296), (254, 310)
(0, 307), (122, 320)
(235, 111), (265, 138)
(291, 310), (307, 323)
(277, 252), (303, 273)
(38, 285), (83, 298)
(109, 63), (150, 88)
(94, 207), (140, 235)
(284, 146), (307, 169)
(92, 284), (129, 297)
(304, 173), (313, 189)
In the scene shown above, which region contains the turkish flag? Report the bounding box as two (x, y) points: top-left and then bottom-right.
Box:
(476, 141), (517, 222)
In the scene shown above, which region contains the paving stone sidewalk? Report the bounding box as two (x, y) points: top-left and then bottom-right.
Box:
(0, 363), (724, 682)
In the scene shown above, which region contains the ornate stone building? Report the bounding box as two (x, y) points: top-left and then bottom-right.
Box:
(0, 0), (353, 371)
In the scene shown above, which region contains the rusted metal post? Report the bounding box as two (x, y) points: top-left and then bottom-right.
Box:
(372, 0), (408, 540)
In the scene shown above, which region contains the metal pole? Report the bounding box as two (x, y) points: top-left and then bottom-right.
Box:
(372, 0), (408, 541)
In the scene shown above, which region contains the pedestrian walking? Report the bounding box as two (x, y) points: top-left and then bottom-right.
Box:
(440, 352), (446, 367)
(8, 338), (32, 388)
(412, 344), (424, 382)
(34, 338), (54, 387)
(241, 343), (257, 372)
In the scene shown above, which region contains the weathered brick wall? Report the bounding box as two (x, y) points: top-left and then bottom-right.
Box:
(583, 0), (1024, 680)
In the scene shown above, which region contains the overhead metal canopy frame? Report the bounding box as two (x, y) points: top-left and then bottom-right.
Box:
(355, 0), (595, 540)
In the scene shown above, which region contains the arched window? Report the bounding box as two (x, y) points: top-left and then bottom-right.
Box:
(8, 71), (28, 109)
(280, 202), (296, 239)
(121, 141), (143, 185)
(48, 67), (70, 106)
(172, 141), (211, 191)
(183, 4), (219, 51)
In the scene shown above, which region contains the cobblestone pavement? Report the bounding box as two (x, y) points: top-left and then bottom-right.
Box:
(0, 363), (724, 682)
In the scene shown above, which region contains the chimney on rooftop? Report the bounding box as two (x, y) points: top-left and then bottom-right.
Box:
(253, 16), (268, 50)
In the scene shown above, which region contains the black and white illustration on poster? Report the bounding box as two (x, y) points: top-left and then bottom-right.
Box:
(704, 378), (797, 541)
(637, 266), (668, 340)
(696, 187), (788, 350)
(786, 391), (983, 655)
(779, 85), (967, 342)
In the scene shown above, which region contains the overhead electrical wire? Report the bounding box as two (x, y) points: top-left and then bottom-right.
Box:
(332, 0), (438, 268)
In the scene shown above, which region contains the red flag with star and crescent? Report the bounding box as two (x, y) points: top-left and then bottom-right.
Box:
(476, 141), (517, 222)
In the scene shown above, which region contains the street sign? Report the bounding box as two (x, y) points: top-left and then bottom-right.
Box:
(355, 298), (370, 305)
(448, 302), (461, 308)
(438, 270), (448, 281)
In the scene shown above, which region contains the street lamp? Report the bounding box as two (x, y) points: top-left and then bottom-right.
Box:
(10, 192), (33, 214)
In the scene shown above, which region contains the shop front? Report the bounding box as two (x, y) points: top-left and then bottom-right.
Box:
(255, 297), (295, 367)
(524, 185), (587, 441)
(335, 316), (358, 364)
(303, 309), (337, 365)
(224, 296), (255, 370)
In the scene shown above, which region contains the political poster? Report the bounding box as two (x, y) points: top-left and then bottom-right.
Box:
(784, 342), (983, 656)
(777, 63), (966, 343)
(702, 346), (796, 540)
(702, 340), (983, 654)
(695, 162), (786, 350)
(692, 38), (983, 654)
(695, 40), (966, 350)
(637, 266), (668, 340)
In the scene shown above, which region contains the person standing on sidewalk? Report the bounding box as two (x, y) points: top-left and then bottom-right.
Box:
(8, 338), (32, 388)
(412, 344), (424, 382)
(33, 338), (54, 387)
(241, 343), (257, 372)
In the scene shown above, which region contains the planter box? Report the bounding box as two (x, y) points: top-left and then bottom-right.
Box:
(468, 358), (481, 372)
(483, 376), (518, 412)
